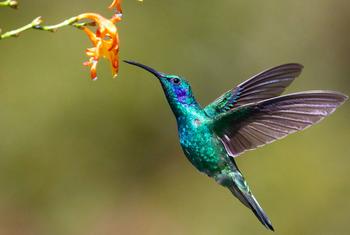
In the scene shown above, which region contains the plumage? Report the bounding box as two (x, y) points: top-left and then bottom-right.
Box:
(204, 63), (304, 117)
(212, 91), (347, 157)
(125, 60), (348, 231)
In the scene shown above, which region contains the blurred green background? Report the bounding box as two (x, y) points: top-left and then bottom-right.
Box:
(0, 0), (349, 234)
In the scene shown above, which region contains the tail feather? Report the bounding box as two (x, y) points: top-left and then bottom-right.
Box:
(228, 172), (274, 231)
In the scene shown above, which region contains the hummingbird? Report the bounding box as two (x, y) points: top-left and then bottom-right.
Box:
(124, 60), (347, 231)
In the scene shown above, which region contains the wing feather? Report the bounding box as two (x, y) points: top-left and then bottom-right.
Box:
(204, 64), (304, 117)
(212, 91), (348, 157)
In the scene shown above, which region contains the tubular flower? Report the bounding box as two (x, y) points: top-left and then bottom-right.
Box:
(77, 13), (120, 79)
(77, 0), (143, 80)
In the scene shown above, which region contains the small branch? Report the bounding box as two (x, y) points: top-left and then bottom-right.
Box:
(0, 16), (96, 40)
(34, 16), (79, 32)
(0, 16), (42, 39)
(0, 0), (18, 9)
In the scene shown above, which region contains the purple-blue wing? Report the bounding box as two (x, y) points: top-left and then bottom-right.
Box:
(204, 63), (304, 117)
(212, 91), (348, 157)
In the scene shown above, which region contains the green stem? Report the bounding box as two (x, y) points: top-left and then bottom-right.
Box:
(0, 16), (42, 39)
(0, 0), (18, 9)
(34, 16), (79, 32)
(0, 16), (95, 40)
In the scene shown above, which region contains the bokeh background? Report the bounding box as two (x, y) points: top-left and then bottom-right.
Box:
(0, 0), (349, 234)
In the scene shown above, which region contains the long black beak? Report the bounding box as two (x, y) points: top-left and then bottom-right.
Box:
(124, 60), (164, 78)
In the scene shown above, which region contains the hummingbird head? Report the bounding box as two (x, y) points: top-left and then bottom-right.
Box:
(124, 60), (201, 117)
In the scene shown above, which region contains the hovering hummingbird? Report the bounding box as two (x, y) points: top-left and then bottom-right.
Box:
(124, 61), (347, 231)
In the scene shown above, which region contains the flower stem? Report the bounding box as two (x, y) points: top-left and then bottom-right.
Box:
(0, 0), (18, 9)
(0, 16), (42, 39)
(0, 16), (95, 40)
(34, 16), (79, 32)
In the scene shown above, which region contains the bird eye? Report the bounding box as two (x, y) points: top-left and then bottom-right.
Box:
(171, 77), (181, 85)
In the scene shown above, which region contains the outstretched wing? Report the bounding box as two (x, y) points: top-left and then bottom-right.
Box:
(204, 64), (304, 117)
(212, 91), (348, 157)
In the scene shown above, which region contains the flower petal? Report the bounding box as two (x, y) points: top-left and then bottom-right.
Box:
(109, 0), (123, 13)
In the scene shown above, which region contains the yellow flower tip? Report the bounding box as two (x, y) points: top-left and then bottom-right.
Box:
(32, 16), (43, 26)
(9, 0), (18, 9)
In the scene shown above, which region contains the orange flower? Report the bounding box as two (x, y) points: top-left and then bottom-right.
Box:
(76, 0), (142, 80)
(109, 0), (122, 14)
(77, 13), (120, 80)
(109, 0), (143, 14)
